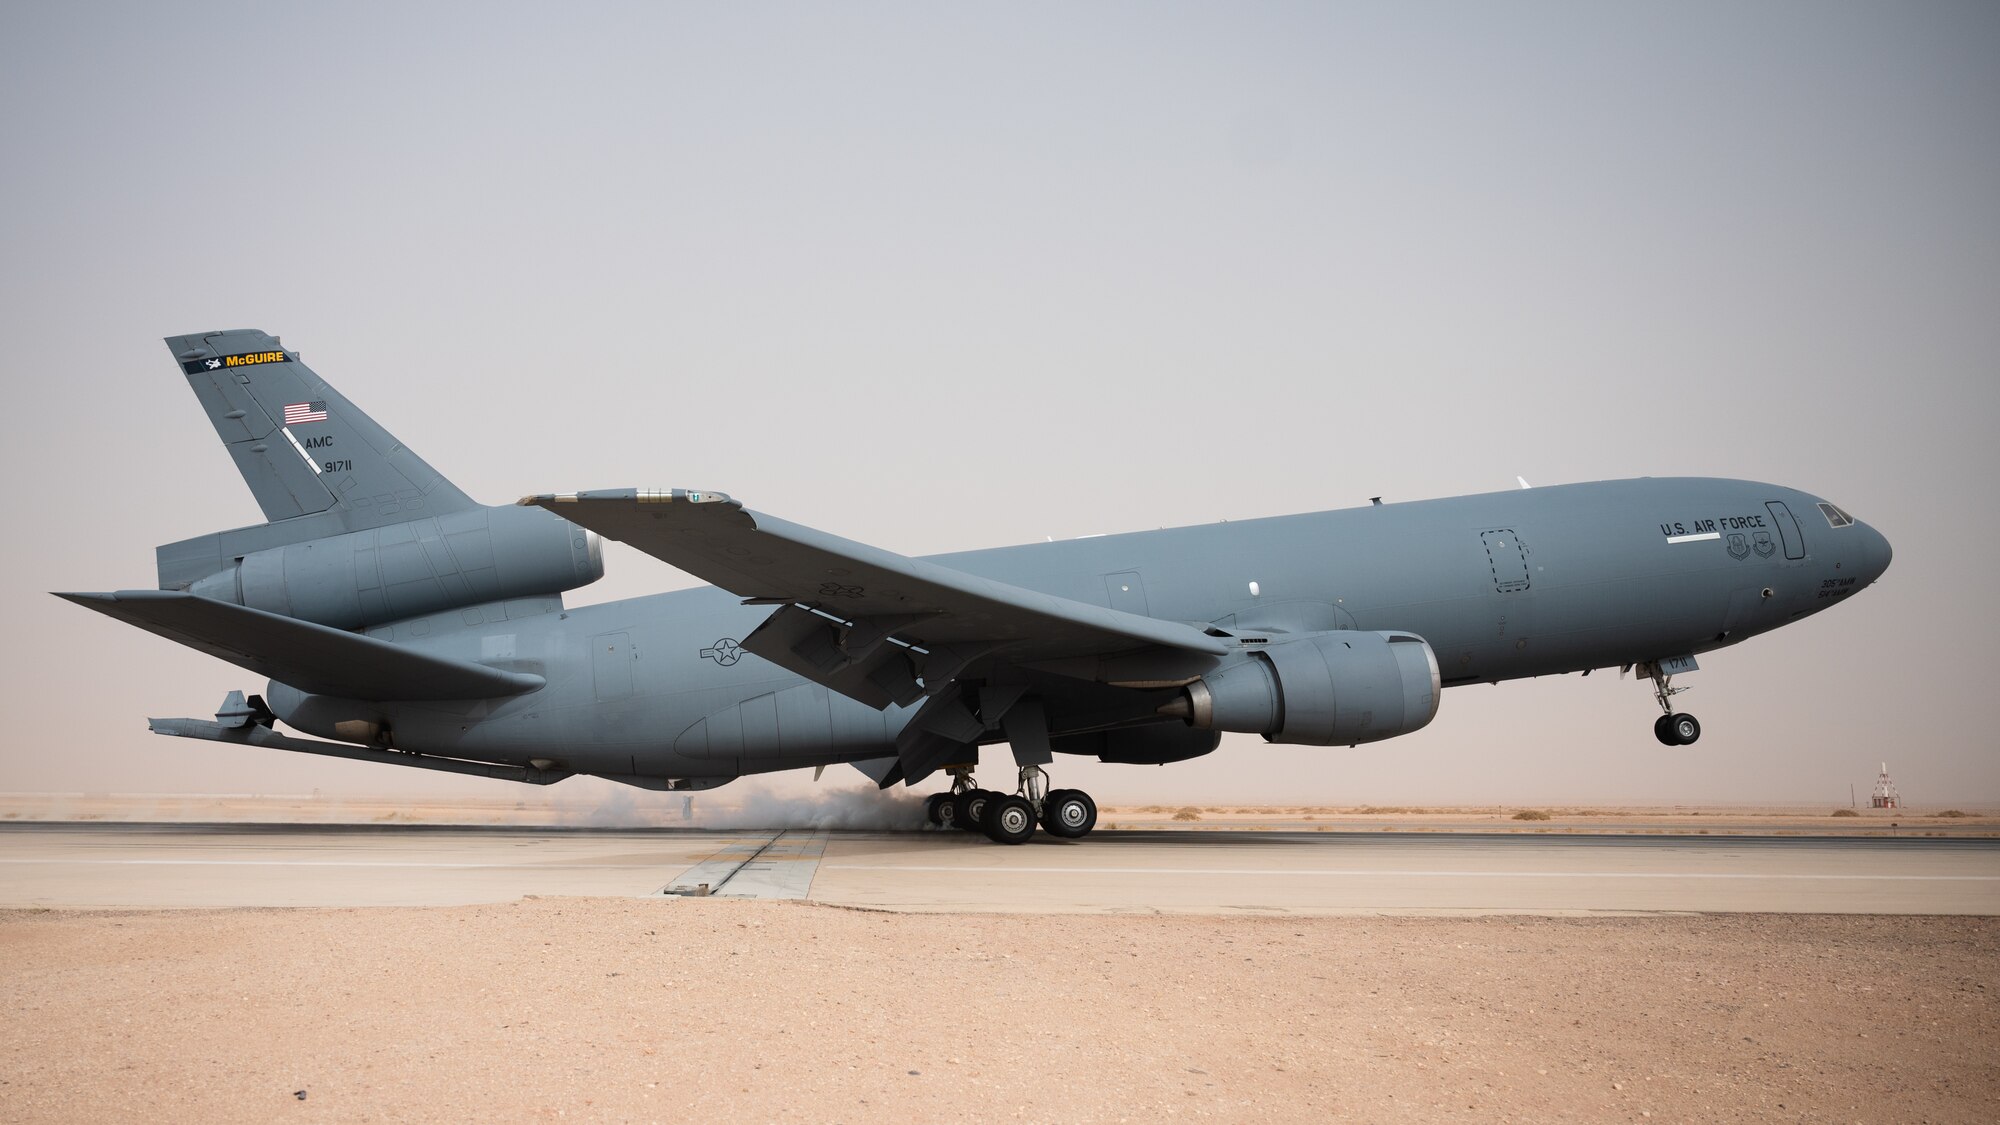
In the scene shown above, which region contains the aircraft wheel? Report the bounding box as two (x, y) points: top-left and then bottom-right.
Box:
(1669, 713), (1701, 745)
(955, 789), (994, 832)
(983, 795), (1037, 844)
(1041, 789), (1097, 839)
(924, 793), (950, 827)
(1654, 715), (1678, 746)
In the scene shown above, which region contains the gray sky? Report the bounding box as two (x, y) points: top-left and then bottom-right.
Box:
(3, 2), (1995, 807)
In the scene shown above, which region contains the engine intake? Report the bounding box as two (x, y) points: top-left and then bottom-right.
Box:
(1161, 631), (1440, 746)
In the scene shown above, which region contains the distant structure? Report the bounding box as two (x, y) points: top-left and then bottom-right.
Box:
(1870, 762), (1901, 809)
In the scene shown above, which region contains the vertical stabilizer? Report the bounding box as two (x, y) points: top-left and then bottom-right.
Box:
(167, 330), (476, 530)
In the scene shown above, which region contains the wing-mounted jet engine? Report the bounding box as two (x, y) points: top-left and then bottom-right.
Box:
(1156, 630), (1441, 747)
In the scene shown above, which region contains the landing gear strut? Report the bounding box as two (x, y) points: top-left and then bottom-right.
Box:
(1645, 664), (1701, 746)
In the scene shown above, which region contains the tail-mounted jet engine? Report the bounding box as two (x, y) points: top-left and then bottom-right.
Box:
(1159, 630), (1441, 747)
(157, 505), (604, 631)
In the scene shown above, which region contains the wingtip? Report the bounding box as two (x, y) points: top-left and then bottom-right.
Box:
(54, 589), (186, 605)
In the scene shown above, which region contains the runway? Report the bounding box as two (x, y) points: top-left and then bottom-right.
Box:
(4, 824), (1996, 913)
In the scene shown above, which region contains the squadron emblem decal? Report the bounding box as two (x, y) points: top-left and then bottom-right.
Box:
(180, 350), (290, 375)
(700, 638), (743, 666)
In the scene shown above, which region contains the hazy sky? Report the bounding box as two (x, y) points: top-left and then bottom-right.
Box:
(3, 2), (1995, 808)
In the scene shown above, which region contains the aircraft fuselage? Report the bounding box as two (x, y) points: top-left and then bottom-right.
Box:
(266, 475), (1889, 782)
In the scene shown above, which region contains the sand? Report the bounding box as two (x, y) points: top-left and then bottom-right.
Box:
(1, 901), (1992, 1123)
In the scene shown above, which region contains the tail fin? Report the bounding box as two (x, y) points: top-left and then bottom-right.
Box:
(166, 329), (476, 530)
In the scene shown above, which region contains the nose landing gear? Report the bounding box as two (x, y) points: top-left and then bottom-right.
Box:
(1643, 663), (1701, 746)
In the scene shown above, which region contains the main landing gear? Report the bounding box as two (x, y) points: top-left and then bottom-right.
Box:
(923, 765), (1097, 844)
(1645, 664), (1702, 746)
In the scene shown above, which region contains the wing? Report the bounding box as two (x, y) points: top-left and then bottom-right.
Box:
(57, 591), (545, 701)
(518, 489), (1227, 711)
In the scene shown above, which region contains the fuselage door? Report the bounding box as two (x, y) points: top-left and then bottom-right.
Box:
(1765, 502), (1806, 560)
(1479, 530), (1531, 593)
(1103, 571), (1150, 615)
(592, 631), (634, 701)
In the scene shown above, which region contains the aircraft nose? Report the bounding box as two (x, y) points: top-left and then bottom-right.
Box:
(1858, 521), (1893, 582)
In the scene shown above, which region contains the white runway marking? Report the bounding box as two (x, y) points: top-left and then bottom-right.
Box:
(0, 859), (653, 870)
(824, 864), (1998, 881)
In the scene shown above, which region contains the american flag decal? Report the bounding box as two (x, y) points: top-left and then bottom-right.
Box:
(283, 401), (328, 425)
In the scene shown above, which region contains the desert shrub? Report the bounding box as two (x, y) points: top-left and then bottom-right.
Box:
(1934, 809), (1970, 818)
(1830, 808), (1861, 817)
(1574, 809), (1607, 817)
(1172, 807), (1202, 821)
(1511, 809), (1552, 821)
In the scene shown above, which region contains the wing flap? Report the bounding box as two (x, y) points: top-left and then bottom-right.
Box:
(57, 591), (544, 701)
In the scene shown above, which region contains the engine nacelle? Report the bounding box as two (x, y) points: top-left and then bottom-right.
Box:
(1164, 631), (1441, 747)
(1052, 723), (1221, 765)
(174, 504), (603, 630)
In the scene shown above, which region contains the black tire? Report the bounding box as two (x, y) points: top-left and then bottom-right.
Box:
(1654, 714), (1678, 746)
(955, 789), (993, 832)
(924, 793), (949, 827)
(984, 795), (1037, 844)
(1669, 712), (1701, 745)
(1038, 787), (1070, 827)
(1041, 789), (1097, 839)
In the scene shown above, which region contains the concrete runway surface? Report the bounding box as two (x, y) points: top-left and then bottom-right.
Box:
(4, 824), (1996, 914)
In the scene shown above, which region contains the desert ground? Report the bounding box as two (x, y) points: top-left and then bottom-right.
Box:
(2, 797), (1995, 1122)
(1, 902), (1993, 1123)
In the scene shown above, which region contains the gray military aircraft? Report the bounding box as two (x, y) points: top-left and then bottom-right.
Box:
(61, 330), (1892, 843)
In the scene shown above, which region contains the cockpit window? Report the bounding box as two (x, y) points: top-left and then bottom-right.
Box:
(1817, 502), (1854, 528)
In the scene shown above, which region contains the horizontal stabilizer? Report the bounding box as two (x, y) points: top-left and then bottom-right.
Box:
(58, 591), (544, 701)
(149, 714), (571, 785)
